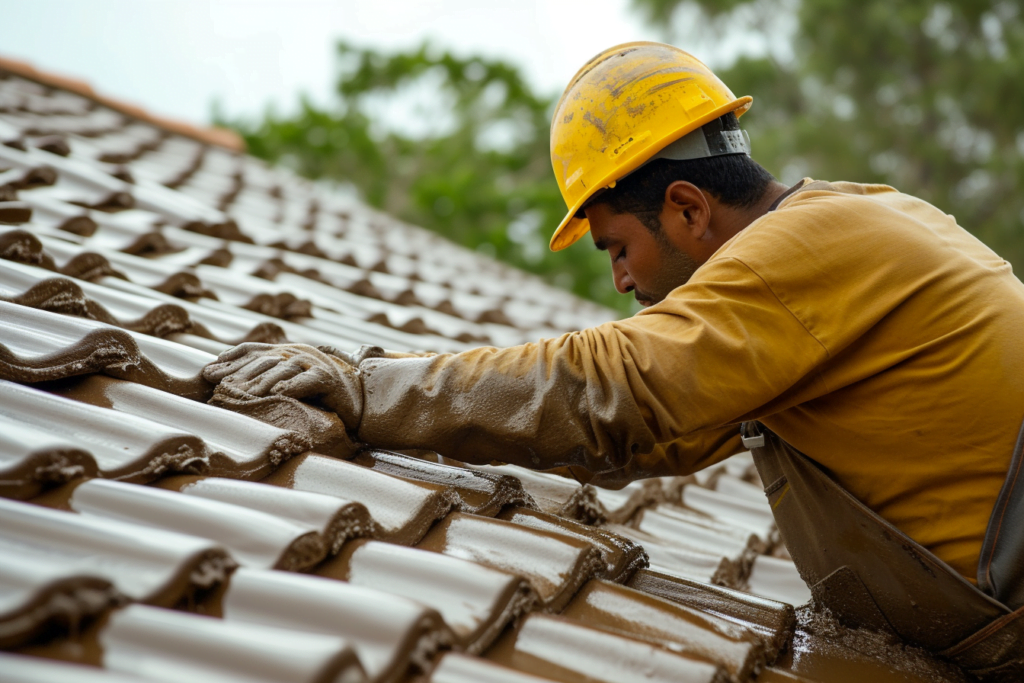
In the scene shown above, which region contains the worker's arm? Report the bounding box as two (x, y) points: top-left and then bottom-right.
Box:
(319, 343), (436, 365)
(355, 256), (830, 476)
(572, 426), (746, 488)
(204, 256), (828, 480)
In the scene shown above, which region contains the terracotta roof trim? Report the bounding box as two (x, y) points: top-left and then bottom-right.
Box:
(0, 56), (245, 153)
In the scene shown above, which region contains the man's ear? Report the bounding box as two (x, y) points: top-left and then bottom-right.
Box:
(663, 181), (710, 241)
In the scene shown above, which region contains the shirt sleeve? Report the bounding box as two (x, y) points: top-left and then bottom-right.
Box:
(574, 425), (746, 488)
(357, 256), (830, 479)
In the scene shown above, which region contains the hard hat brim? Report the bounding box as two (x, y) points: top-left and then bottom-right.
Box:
(548, 95), (753, 252)
(550, 214), (592, 252)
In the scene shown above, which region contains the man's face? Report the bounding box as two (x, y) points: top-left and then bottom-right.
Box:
(584, 203), (701, 307)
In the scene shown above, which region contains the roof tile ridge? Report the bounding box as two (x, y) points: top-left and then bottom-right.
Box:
(0, 55), (245, 152)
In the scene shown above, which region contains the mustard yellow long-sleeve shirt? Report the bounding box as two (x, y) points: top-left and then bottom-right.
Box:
(358, 180), (1024, 581)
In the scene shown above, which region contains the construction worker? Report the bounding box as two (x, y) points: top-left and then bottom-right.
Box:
(204, 43), (1023, 678)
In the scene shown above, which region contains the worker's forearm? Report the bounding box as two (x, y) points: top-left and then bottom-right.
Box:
(578, 426), (745, 488)
(356, 257), (829, 476)
(356, 337), (653, 474)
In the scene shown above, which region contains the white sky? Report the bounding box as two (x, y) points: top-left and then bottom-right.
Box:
(1, 0), (666, 125)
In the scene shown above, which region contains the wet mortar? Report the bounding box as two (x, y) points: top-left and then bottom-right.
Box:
(765, 605), (970, 683)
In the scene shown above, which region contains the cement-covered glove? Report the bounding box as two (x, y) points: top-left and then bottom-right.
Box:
(316, 343), (433, 367)
(202, 343), (363, 428)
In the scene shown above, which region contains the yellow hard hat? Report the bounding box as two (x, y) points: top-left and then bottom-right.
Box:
(548, 42), (753, 251)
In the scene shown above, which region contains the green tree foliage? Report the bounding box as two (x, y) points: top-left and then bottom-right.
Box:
(634, 0), (1024, 266)
(224, 43), (626, 313)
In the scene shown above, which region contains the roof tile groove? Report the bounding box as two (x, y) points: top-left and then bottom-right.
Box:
(416, 512), (606, 613)
(7, 230), (214, 299)
(319, 539), (537, 655)
(263, 453), (459, 545)
(102, 603), (367, 683)
(48, 375), (308, 477)
(680, 482), (779, 548)
(221, 567), (453, 683)
(0, 651), (153, 682)
(0, 380), (211, 487)
(0, 143), (134, 211)
(591, 478), (666, 524)
(0, 555), (119, 650)
(164, 476), (374, 554)
(635, 507), (764, 574)
(496, 507), (648, 583)
(430, 653), (561, 683)
(96, 278), (291, 346)
(352, 449), (537, 517)
(605, 522), (741, 588)
(0, 228), (56, 270)
(0, 206), (597, 349)
(744, 556), (813, 607)
(70, 479), (328, 571)
(487, 613), (730, 683)
(0, 200), (33, 224)
(0, 259), (197, 338)
(0, 497), (235, 607)
(2, 168), (609, 335)
(560, 579), (768, 680)
(0, 301), (140, 383)
(469, 463), (607, 524)
(627, 569), (796, 662)
(0, 301), (213, 398)
(0, 416), (97, 499)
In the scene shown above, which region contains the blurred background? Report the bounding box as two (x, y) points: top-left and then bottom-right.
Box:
(4, 0), (1021, 315)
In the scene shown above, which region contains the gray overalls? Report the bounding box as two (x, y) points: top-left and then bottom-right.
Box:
(740, 421), (1024, 682)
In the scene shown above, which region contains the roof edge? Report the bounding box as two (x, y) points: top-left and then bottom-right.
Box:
(0, 55), (245, 153)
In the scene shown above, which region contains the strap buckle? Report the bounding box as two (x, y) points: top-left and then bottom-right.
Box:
(740, 422), (765, 450)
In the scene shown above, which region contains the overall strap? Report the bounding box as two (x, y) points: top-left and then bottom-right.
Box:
(976, 413), (1024, 610)
(741, 421), (1024, 680)
(739, 422), (1007, 650)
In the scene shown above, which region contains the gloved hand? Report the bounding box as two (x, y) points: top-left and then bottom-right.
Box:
(202, 343), (363, 428)
(318, 343), (434, 366)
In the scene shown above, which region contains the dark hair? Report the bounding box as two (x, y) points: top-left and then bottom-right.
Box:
(590, 113), (775, 232)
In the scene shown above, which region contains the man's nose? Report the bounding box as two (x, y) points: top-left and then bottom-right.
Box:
(612, 262), (635, 295)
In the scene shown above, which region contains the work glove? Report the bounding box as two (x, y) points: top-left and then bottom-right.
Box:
(202, 342), (364, 428)
(318, 343), (435, 366)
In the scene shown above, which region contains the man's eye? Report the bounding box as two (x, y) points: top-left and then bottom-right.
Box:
(615, 248), (626, 261)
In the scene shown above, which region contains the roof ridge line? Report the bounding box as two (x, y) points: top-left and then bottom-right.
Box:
(0, 54), (245, 152)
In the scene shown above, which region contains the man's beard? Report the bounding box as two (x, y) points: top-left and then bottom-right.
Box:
(634, 240), (702, 307)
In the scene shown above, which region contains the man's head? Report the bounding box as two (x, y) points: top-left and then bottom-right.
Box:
(582, 114), (777, 306)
